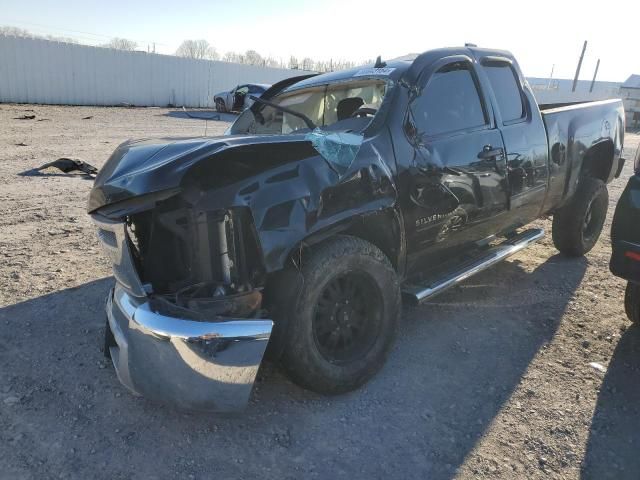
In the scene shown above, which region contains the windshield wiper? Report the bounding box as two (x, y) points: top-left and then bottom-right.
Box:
(249, 95), (317, 130)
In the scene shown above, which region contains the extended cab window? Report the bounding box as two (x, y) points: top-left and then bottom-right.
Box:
(412, 62), (487, 137)
(482, 61), (525, 122)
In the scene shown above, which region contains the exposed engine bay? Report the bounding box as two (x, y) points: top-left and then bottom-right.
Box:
(126, 204), (264, 318)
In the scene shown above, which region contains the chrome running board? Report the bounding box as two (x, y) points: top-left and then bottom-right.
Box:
(402, 228), (544, 305)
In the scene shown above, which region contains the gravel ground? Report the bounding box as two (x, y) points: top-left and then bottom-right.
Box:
(1, 104), (639, 480)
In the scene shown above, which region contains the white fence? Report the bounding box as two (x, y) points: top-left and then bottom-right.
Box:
(0, 35), (309, 107)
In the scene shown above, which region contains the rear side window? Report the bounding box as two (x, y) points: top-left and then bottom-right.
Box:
(482, 62), (524, 122)
(412, 62), (487, 136)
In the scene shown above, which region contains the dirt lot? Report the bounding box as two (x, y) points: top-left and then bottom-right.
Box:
(0, 104), (639, 480)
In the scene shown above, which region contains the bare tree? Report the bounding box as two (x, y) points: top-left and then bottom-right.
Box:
(223, 51), (244, 63)
(244, 50), (263, 65)
(0, 26), (32, 37)
(104, 37), (138, 51)
(301, 57), (314, 71)
(262, 56), (282, 68)
(0, 25), (78, 44)
(217, 47), (364, 72)
(175, 39), (219, 60)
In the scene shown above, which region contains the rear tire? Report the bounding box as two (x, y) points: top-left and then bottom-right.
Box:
(552, 177), (608, 257)
(271, 235), (401, 394)
(625, 282), (640, 324)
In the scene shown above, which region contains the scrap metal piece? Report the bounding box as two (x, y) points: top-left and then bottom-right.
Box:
(37, 158), (98, 176)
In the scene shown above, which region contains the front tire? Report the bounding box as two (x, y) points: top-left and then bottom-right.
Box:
(552, 177), (608, 257)
(272, 236), (401, 394)
(625, 282), (640, 324)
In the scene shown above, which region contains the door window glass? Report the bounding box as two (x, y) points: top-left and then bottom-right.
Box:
(482, 62), (524, 122)
(411, 62), (487, 136)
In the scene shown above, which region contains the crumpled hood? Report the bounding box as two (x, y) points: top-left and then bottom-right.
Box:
(87, 134), (308, 212)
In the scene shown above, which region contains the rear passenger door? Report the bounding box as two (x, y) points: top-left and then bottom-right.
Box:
(478, 58), (549, 226)
(402, 56), (510, 266)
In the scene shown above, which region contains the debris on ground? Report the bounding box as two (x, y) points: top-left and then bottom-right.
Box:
(34, 158), (98, 176)
(589, 362), (607, 373)
(15, 142), (28, 147)
(13, 114), (35, 120)
(82, 116), (94, 120)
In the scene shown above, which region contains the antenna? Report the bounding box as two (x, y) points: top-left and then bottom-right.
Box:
(374, 56), (386, 68)
(589, 59), (600, 93)
(572, 41), (587, 92)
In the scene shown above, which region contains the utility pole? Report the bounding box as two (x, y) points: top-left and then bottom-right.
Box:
(547, 64), (555, 90)
(589, 58), (600, 93)
(572, 40), (587, 92)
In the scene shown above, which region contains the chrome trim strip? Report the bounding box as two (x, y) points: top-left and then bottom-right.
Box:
(112, 286), (272, 341)
(404, 228), (544, 304)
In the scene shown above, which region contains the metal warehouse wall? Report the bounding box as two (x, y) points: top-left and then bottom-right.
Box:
(0, 35), (309, 107)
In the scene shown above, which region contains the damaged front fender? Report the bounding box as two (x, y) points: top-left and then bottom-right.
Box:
(181, 134), (399, 273)
(90, 110), (400, 411)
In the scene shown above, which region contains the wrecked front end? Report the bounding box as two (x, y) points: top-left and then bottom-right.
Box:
(89, 72), (400, 411)
(89, 133), (397, 411)
(93, 203), (272, 411)
(88, 137), (303, 412)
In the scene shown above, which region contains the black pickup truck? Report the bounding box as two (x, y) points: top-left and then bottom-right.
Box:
(88, 47), (626, 411)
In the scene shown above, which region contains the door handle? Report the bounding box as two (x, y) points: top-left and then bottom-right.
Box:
(478, 146), (504, 160)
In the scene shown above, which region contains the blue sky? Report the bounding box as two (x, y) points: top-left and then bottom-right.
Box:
(2, 0), (639, 81)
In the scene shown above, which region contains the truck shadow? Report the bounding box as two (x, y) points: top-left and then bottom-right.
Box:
(581, 324), (640, 480)
(0, 253), (587, 479)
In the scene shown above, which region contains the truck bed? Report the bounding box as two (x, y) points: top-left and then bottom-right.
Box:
(540, 98), (625, 213)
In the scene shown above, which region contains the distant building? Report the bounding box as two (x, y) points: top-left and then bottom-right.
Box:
(620, 75), (640, 128)
(526, 77), (621, 105)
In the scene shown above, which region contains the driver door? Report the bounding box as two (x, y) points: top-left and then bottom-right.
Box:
(401, 57), (510, 271)
(226, 86), (238, 110)
(233, 85), (250, 111)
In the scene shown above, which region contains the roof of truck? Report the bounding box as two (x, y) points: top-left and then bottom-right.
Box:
(282, 47), (516, 93)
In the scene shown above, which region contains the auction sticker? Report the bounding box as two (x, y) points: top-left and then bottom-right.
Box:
(354, 67), (396, 77)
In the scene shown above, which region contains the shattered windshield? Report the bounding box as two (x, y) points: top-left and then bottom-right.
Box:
(230, 79), (390, 135)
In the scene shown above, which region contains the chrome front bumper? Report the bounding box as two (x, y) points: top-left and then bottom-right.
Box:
(92, 212), (273, 411)
(106, 284), (273, 411)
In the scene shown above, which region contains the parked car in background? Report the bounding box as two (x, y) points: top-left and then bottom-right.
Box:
(610, 144), (640, 323)
(213, 83), (270, 112)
